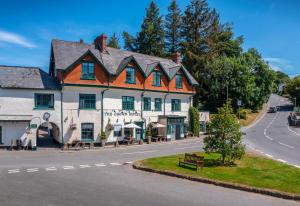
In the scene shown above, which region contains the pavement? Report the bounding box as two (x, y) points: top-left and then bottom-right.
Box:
(0, 136), (299, 206)
(243, 94), (300, 168)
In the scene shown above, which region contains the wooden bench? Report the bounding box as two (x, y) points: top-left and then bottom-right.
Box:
(179, 153), (204, 170)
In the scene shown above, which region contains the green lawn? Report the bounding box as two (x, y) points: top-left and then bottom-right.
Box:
(139, 152), (300, 194)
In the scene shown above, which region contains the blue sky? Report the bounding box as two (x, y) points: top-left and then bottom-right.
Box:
(0, 0), (299, 76)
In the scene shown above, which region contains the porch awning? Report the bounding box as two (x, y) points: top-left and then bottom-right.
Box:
(0, 115), (33, 121)
(124, 123), (141, 129)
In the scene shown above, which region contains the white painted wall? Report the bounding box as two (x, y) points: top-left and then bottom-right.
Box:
(0, 86), (193, 146)
(0, 88), (61, 147)
(62, 86), (102, 143)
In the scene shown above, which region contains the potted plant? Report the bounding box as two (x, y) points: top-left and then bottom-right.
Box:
(146, 128), (152, 144)
(99, 131), (107, 147)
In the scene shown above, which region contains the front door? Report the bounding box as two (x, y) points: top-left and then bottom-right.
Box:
(135, 121), (144, 140)
(175, 125), (181, 140)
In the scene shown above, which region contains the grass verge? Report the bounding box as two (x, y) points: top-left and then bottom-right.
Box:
(138, 152), (300, 195)
(239, 103), (268, 126)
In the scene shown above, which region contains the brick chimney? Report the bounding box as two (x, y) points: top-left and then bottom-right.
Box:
(94, 33), (107, 52)
(172, 52), (181, 64)
(79, 38), (84, 43)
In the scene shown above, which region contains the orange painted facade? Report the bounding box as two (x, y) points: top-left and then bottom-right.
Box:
(169, 69), (194, 93)
(62, 54), (194, 94)
(144, 66), (169, 92)
(63, 55), (109, 86)
(109, 62), (144, 89)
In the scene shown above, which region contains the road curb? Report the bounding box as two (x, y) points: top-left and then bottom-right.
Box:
(133, 161), (300, 201)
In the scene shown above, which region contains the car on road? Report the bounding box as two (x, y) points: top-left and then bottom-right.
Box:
(268, 106), (277, 113)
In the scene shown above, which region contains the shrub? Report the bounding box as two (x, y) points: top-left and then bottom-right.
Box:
(100, 131), (107, 140)
(189, 107), (200, 136)
(238, 108), (251, 119)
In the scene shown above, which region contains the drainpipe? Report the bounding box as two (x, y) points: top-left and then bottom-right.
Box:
(101, 74), (110, 132)
(163, 93), (169, 116)
(60, 72), (64, 149)
(60, 89), (64, 147)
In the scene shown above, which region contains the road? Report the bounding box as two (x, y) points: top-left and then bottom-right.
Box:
(0, 137), (298, 206)
(244, 94), (300, 168)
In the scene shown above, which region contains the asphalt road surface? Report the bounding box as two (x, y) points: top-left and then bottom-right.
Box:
(0, 137), (298, 206)
(244, 94), (300, 168)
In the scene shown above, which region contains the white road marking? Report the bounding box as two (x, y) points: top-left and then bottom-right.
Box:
(45, 167), (57, 171)
(278, 142), (294, 149)
(277, 159), (287, 163)
(110, 163), (122, 166)
(124, 161), (133, 164)
(175, 146), (199, 150)
(94, 163), (106, 167)
(63, 166), (74, 170)
(294, 165), (300, 169)
(79, 164), (91, 168)
(120, 150), (157, 155)
(26, 168), (39, 173)
(287, 125), (300, 136)
(8, 169), (20, 174)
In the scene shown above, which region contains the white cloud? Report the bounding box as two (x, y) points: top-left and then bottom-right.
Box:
(264, 57), (294, 72)
(0, 29), (36, 48)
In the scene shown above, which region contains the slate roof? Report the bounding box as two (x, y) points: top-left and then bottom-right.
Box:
(0, 66), (59, 90)
(51, 39), (199, 85)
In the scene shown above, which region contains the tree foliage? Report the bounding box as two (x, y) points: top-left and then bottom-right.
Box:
(189, 107), (200, 136)
(165, 0), (182, 54)
(121, 0), (276, 112)
(285, 76), (300, 106)
(107, 33), (120, 49)
(123, 1), (165, 56)
(204, 101), (245, 164)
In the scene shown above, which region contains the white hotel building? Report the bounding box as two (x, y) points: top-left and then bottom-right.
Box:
(0, 34), (198, 149)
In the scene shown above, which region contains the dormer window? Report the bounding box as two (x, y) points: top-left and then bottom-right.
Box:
(125, 67), (135, 84)
(81, 62), (95, 80)
(175, 74), (183, 89)
(152, 71), (161, 86)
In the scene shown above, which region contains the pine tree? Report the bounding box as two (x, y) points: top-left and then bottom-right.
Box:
(135, 1), (165, 56)
(165, 0), (182, 54)
(122, 31), (137, 51)
(107, 33), (120, 49)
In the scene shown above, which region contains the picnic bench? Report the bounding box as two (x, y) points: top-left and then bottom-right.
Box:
(179, 153), (204, 170)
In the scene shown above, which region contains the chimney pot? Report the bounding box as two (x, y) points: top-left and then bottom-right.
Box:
(79, 38), (84, 43)
(172, 52), (181, 64)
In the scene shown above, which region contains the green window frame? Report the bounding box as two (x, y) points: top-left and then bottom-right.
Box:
(81, 62), (95, 80)
(171, 99), (181, 112)
(122, 96), (134, 110)
(154, 98), (162, 111)
(34, 93), (54, 109)
(125, 67), (135, 84)
(175, 74), (183, 89)
(79, 94), (96, 109)
(81, 123), (94, 141)
(152, 71), (161, 86)
(143, 97), (151, 111)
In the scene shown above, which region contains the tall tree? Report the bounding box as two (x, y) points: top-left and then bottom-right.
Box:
(107, 33), (120, 49)
(204, 101), (245, 164)
(165, 0), (182, 53)
(122, 31), (137, 51)
(135, 1), (165, 56)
